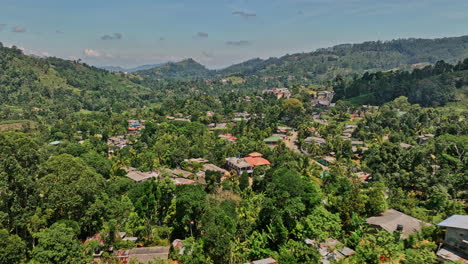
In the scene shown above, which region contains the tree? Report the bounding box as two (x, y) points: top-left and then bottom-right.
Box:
(259, 168), (322, 245)
(277, 239), (320, 264)
(172, 185), (208, 238)
(37, 154), (106, 224)
(292, 206), (342, 241)
(31, 223), (83, 264)
(205, 170), (222, 193)
(0, 132), (42, 234)
(363, 185), (388, 216)
(171, 237), (213, 264)
(404, 241), (438, 264)
(239, 172), (250, 191)
(282, 98), (304, 118)
(0, 229), (26, 264)
(353, 230), (403, 264)
(200, 203), (236, 263)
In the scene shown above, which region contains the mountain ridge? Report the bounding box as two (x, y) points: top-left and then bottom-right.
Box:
(99, 63), (167, 73)
(135, 35), (468, 81)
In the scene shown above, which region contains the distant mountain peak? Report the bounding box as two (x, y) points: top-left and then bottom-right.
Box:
(99, 63), (168, 73)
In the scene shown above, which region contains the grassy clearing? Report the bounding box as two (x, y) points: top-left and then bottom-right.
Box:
(0, 120), (36, 132)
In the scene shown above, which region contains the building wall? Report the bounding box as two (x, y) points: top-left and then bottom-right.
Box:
(444, 227), (468, 254)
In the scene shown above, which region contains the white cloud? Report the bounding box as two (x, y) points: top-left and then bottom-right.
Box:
(12, 26), (26, 33)
(84, 49), (101, 57)
(83, 49), (113, 58)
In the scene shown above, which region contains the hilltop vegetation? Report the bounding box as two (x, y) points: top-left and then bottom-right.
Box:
(137, 35), (468, 82)
(136, 58), (213, 80)
(334, 58), (468, 107)
(0, 44), (154, 121)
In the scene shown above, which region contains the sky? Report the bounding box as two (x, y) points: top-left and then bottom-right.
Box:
(0, 0), (467, 69)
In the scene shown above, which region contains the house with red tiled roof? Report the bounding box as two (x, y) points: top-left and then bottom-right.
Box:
(226, 153), (270, 175)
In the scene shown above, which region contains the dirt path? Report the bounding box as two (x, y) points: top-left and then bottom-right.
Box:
(284, 131), (300, 153)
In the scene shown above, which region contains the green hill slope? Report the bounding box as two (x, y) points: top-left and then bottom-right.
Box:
(137, 35), (468, 82)
(218, 36), (468, 81)
(333, 59), (468, 107)
(136, 58), (213, 80)
(0, 44), (151, 120)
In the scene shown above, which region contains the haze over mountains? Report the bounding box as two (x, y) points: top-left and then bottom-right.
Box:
(99, 63), (167, 73)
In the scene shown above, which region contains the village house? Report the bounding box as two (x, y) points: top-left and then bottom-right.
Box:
(355, 171), (372, 182)
(243, 257), (278, 264)
(107, 135), (129, 154)
(225, 157), (253, 175)
(400, 142), (413, 149)
(232, 112), (250, 122)
(366, 209), (430, 239)
(305, 136), (326, 145)
(218, 133), (237, 142)
(171, 177), (196, 185)
(277, 126), (293, 134)
(184, 158), (209, 163)
(305, 238), (355, 264)
(226, 152), (271, 175)
(418, 133), (435, 144)
(116, 246), (170, 264)
(262, 88), (292, 99)
(436, 215), (468, 263)
(209, 122), (228, 129)
(312, 91), (335, 107)
(263, 135), (283, 146)
(193, 162), (230, 182)
(124, 167), (159, 183)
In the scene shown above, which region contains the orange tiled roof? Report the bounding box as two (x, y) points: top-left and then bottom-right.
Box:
(244, 157), (270, 167)
(248, 152), (263, 157)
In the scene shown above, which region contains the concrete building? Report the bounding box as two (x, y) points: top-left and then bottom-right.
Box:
(437, 215), (468, 263)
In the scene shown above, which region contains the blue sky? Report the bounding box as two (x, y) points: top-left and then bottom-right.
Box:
(0, 0), (467, 69)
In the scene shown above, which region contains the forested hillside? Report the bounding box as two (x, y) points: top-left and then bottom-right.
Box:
(219, 36), (468, 80)
(0, 44), (154, 120)
(333, 59), (468, 106)
(136, 58), (213, 80)
(137, 35), (468, 81)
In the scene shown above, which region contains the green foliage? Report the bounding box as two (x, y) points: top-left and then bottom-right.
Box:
(136, 59), (213, 80)
(277, 239), (320, 264)
(37, 154), (106, 226)
(353, 230), (404, 264)
(0, 229), (26, 264)
(172, 185), (208, 238)
(335, 59), (468, 106)
(293, 206), (342, 241)
(31, 223), (83, 264)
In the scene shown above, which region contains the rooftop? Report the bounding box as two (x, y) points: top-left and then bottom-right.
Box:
(438, 215), (468, 229)
(203, 163), (228, 174)
(125, 168), (159, 182)
(436, 247), (468, 263)
(244, 257), (277, 264)
(263, 136), (282, 143)
(244, 156), (271, 167)
(226, 157), (252, 169)
(366, 209), (430, 239)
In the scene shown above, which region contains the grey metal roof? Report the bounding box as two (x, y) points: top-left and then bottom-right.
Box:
(366, 209), (430, 239)
(437, 215), (468, 229)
